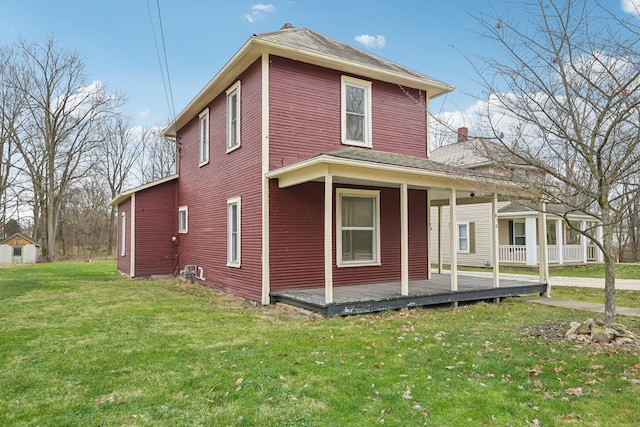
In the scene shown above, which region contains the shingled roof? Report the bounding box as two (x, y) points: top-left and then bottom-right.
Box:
(254, 25), (450, 89)
(165, 24), (453, 137)
(430, 138), (527, 170)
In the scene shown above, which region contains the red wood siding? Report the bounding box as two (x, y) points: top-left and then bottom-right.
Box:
(117, 198), (131, 276)
(270, 183), (429, 291)
(134, 180), (178, 276)
(176, 59), (263, 301)
(268, 55), (428, 170)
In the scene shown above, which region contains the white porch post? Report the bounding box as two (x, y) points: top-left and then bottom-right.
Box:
(426, 190), (432, 280)
(438, 206), (443, 274)
(556, 218), (563, 265)
(492, 193), (500, 288)
(525, 217), (537, 266)
(596, 223), (604, 262)
(324, 174), (333, 304)
(581, 220), (588, 263)
(449, 189), (458, 291)
(400, 183), (409, 296)
(538, 202), (549, 292)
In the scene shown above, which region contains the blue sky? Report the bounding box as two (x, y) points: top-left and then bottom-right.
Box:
(1, 1), (638, 128)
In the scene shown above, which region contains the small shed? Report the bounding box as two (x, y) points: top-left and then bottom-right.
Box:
(0, 234), (39, 264)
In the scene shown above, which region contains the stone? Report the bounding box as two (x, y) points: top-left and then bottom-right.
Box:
(575, 324), (591, 335)
(616, 337), (634, 345)
(591, 325), (614, 343)
(593, 314), (606, 326)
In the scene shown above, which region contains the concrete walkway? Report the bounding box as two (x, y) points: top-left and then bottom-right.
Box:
(433, 269), (640, 317)
(520, 296), (640, 318)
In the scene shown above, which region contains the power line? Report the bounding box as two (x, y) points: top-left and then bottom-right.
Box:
(146, 0), (176, 126)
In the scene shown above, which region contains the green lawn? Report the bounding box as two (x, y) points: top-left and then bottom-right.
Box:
(1, 261), (639, 426)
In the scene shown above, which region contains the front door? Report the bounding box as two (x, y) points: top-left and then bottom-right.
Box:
(12, 246), (23, 263)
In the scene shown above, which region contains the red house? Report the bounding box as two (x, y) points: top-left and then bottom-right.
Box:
(112, 25), (546, 315)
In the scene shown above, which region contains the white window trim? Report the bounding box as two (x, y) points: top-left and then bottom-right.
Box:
(457, 221), (470, 253)
(341, 75), (372, 148)
(336, 188), (381, 267)
(120, 212), (126, 256)
(178, 206), (188, 234)
(513, 220), (526, 245)
(227, 196), (241, 268)
(199, 108), (210, 167)
(226, 81), (241, 153)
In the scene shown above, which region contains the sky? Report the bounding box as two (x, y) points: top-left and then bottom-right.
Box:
(1, 1), (638, 130)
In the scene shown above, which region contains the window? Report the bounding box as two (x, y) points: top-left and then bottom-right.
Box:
(227, 197), (241, 267)
(457, 222), (469, 253)
(120, 212), (126, 256)
(178, 206), (188, 233)
(341, 76), (372, 147)
(512, 221), (526, 245)
(199, 108), (209, 166)
(13, 246), (22, 257)
(336, 189), (380, 266)
(226, 81), (241, 152)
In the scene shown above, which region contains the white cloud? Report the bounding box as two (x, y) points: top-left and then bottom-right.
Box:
(355, 34), (386, 49)
(245, 3), (275, 23)
(138, 107), (150, 118)
(621, 0), (640, 17)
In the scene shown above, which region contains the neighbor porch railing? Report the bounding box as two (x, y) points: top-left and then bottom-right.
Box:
(498, 244), (597, 264)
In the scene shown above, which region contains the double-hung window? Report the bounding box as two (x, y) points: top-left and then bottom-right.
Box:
(513, 221), (526, 245)
(341, 76), (372, 147)
(226, 81), (241, 152)
(337, 189), (380, 266)
(227, 197), (241, 267)
(457, 222), (469, 253)
(178, 206), (188, 233)
(199, 108), (209, 166)
(120, 212), (126, 256)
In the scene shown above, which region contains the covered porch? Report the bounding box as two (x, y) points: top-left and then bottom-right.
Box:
(265, 148), (550, 315)
(271, 273), (547, 316)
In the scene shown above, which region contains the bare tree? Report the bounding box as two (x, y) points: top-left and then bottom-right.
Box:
(8, 36), (124, 261)
(469, 0), (640, 322)
(133, 126), (175, 186)
(93, 114), (144, 254)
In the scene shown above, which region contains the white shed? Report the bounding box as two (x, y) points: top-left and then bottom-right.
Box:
(0, 234), (39, 264)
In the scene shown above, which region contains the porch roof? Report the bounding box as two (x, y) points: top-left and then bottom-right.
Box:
(498, 200), (598, 220)
(266, 148), (536, 204)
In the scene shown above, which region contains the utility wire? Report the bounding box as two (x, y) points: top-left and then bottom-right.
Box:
(146, 0), (176, 127)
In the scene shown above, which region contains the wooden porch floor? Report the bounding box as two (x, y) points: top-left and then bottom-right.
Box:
(270, 273), (547, 316)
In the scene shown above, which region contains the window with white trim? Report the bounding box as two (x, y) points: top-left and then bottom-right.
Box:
(199, 108), (209, 166)
(120, 212), (126, 256)
(512, 221), (526, 245)
(178, 206), (188, 233)
(336, 189), (380, 266)
(341, 76), (372, 147)
(226, 81), (241, 152)
(227, 197), (241, 267)
(457, 222), (469, 253)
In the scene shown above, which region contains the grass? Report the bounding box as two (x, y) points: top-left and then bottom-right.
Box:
(1, 261), (640, 426)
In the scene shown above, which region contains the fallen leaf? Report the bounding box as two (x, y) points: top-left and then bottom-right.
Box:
(235, 378), (243, 385)
(403, 386), (412, 399)
(565, 387), (583, 396)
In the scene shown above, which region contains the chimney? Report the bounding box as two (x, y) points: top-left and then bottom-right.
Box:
(457, 127), (468, 142)
(280, 23), (294, 30)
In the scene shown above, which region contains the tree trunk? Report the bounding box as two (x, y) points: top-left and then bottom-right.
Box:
(602, 217), (616, 323)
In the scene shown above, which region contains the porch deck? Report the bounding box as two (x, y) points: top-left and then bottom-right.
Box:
(270, 273), (547, 316)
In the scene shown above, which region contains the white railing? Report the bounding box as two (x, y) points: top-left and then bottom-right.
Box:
(499, 244), (593, 264)
(563, 245), (583, 262)
(547, 245), (560, 263)
(499, 245), (527, 263)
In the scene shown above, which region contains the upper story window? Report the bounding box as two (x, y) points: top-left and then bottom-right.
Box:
(341, 76), (372, 147)
(226, 81), (241, 152)
(199, 108), (209, 166)
(178, 206), (188, 233)
(336, 188), (380, 267)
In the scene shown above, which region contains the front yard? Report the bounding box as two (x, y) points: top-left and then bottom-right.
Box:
(1, 261), (639, 426)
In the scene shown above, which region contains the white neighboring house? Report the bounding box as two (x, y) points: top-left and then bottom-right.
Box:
(429, 128), (603, 267)
(0, 233), (39, 264)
